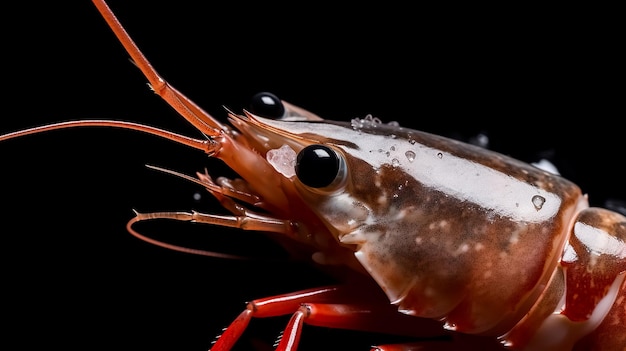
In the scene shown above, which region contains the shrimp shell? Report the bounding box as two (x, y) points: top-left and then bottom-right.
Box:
(3, 2), (623, 350)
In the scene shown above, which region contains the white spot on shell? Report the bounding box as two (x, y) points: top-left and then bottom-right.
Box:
(429, 220), (449, 230)
(574, 222), (626, 259)
(266, 144), (296, 178)
(443, 321), (457, 331)
(458, 243), (470, 254)
(377, 195), (388, 205)
(562, 243), (578, 263)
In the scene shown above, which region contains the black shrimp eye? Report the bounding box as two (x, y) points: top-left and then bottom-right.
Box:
(249, 92), (285, 119)
(296, 145), (342, 188)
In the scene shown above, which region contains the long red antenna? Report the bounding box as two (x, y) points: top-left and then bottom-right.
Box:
(0, 120), (216, 154)
(91, 0), (227, 137)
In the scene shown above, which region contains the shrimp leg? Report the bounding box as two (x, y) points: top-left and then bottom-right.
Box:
(209, 285), (447, 351)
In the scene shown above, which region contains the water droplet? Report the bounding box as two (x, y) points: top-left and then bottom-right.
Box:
(391, 158), (400, 167)
(532, 195), (546, 210)
(470, 132), (490, 148)
(390, 145), (396, 151)
(405, 150), (416, 162)
(437, 152), (443, 159)
(351, 119), (365, 132)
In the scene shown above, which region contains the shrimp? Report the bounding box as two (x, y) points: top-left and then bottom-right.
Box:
(2, 1), (624, 350)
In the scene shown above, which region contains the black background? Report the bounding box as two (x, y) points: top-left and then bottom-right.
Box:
(3, 1), (623, 350)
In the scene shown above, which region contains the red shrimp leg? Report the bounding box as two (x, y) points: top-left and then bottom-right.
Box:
(210, 286), (346, 350)
(210, 285), (447, 351)
(274, 303), (459, 351)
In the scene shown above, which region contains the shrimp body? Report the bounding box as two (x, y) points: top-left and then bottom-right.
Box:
(1, 1), (624, 350)
(218, 111), (625, 350)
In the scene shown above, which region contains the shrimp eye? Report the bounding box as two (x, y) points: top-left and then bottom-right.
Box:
(296, 145), (343, 188)
(249, 92), (285, 119)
